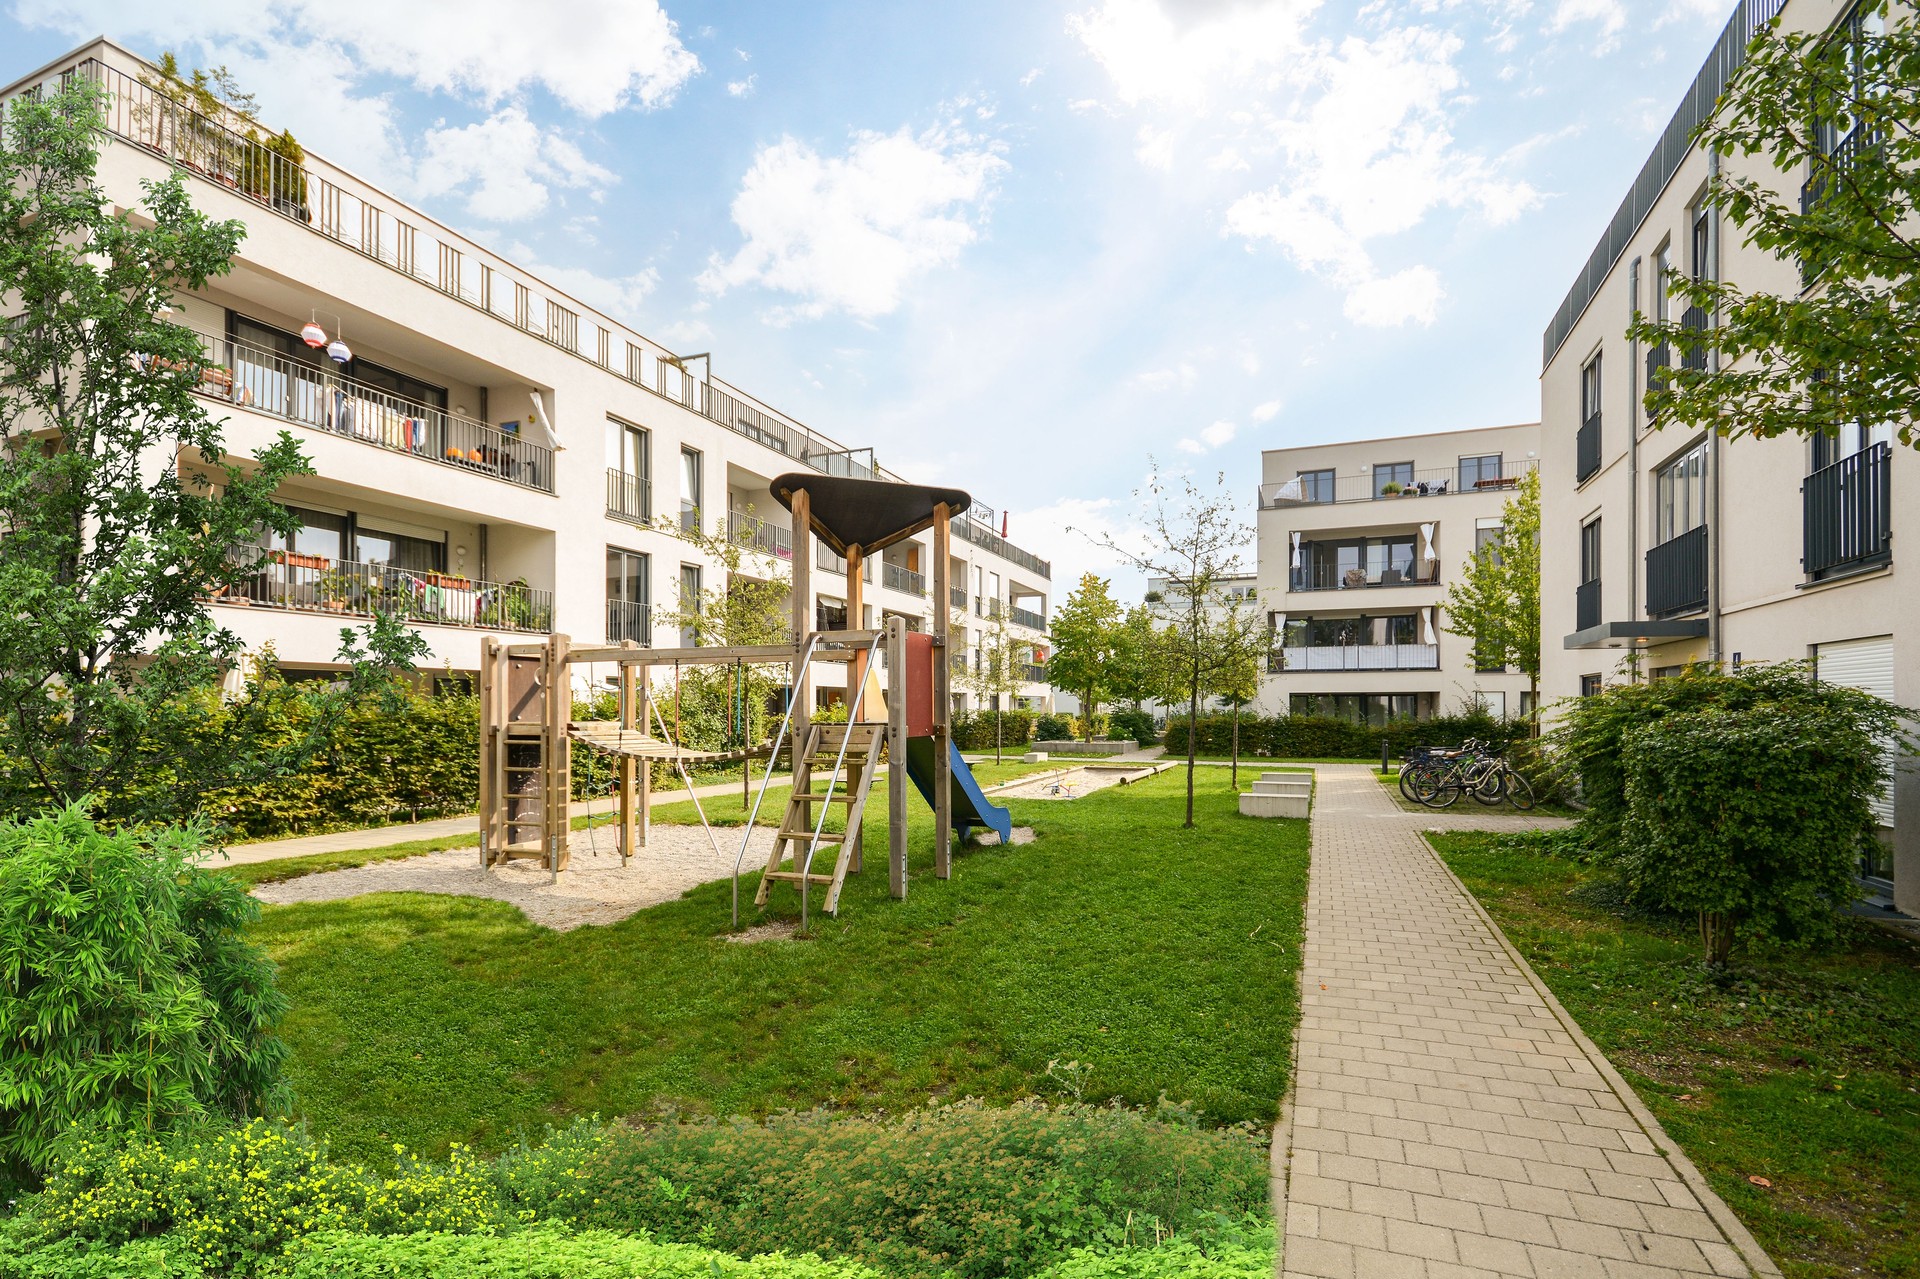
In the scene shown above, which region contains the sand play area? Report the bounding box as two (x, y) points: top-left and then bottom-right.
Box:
(989, 762), (1167, 801)
(253, 822), (778, 931)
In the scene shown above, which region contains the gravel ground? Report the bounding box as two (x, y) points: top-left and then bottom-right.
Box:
(253, 823), (779, 931)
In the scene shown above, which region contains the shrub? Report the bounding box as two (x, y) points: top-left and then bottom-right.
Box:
(1107, 710), (1157, 748)
(1032, 1226), (1274, 1278)
(952, 711), (1035, 752)
(1161, 711), (1515, 760)
(1621, 703), (1889, 962)
(265, 1227), (885, 1278)
(1034, 714), (1073, 742)
(546, 1102), (1269, 1279)
(0, 810), (289, 1186)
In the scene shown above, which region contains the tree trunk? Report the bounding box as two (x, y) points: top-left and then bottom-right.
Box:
(1231, 704), (1240, 787)
(1184, 664), (1199, 829)
(1699, 910), (1734, 966)
(995, 709), (1003, 765)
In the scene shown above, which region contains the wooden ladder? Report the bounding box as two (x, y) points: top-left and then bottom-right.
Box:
(755, 721), (885, 917)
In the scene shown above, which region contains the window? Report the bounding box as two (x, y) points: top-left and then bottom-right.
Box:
(1299, 468), (1335, 503)
(816, 597), (848, 631)
(1288, 693), (1422, 725)
(1580, 674), (1602, 698)
(269, 506), (347, 561)
(1459, 454), (1503, 489)
(1474, 519), (1503, 560)
(1283, 614), (1418, 648)
(1580, 518), (1602, 585)
(1690, 206), (1712, 282)
(606, 547), (650, 644)
(1373, 461), (1413, 497)
(679, 564), (702, 645)
(680, 447), (702, 531)
(1817, 3), (1887, 156)
(1476, 691), (1507, 719)
(354, 524), (445, 573)
(606, 418), (648, 478)
(1653, 242), (1672, 325)
(1581, 353), (1603, 423)
(1653, 441), (1707, 545)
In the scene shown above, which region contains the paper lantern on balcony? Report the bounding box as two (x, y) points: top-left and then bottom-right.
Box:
(326, 338), (352, 365)
(300, 321), (327, 348)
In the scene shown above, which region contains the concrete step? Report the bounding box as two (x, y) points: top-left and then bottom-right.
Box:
(1240, 791), (1310, 819)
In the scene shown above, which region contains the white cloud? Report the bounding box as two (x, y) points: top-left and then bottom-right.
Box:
(698, 117), (1007, 321)
(1252, 398), (1284, 422)
(1176, 418), (1238, 454)
(1020, 67), (1044, 87)
(1549, 0), (1625, 46)
(1066, 0), (1312, 111)
(500, 243), (661, 320)
(1132, 361), (1197, 392)
(1134, 125), (1174, 170)
(1342, 266), (1444, 326)
(1022, 495), (1155, 591)
(727, 74), (757, 98)
(418, 107), (616, 221)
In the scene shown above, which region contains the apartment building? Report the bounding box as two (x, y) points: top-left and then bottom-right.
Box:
(1538, 0), (1913, 911)
(1255, 425), (1541, 724)
(0, 41), (1054, 711)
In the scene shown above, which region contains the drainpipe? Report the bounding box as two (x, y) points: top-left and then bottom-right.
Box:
(1707, 149), (1723, 664)
(1628, 255), (1642, 680)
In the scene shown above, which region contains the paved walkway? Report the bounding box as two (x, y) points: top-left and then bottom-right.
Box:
(1279, 765), (1778, 1279)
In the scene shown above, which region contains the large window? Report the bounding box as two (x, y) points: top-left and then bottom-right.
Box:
(1581, 352), (1603, 422)
(606, 547), (650, 644)
(1817, 3), (1887, 155)
(679, 564), (702, 646)
(1474, 519), (1503, 559)
(1690, 206), (1712, 282)
(608, 418), (648, 478)
(680, 447), (703, 531)
(1283, 614), (1419, 648)
(1373, 461), (1413, 497)
(1289, 693), (1422, 725)
(1580, 518), (1602, 585)
(1653, 441), (1707, 545)
(1297, 535), (1419, 589)
(354, 523), (445, 573)
(1459, 454), (1502, 489)
(1298, 468), (1335, 503)
(1653, 242), (1672, 325)
(269, 505), (347, 561)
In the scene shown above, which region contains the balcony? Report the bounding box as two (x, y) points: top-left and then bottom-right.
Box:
(1645, 343), (1670, 415)
(607, 470), (651, 524)
(1803, 124), (1877, 215)
(1259, 459), (1537, 507)
(1645, 525), (1708, 617)
(728, 509), (793, 560)
(950, 586), (967, 609)
(213, 554), (551, 633)
(976, 597), (1004, 620)
(1576, 579), (1601, 631)
(1804, 443), (1891, 578)
(1267, 643), (1440, 674)
(606, 599), (652, 646)
(1010, 605), (1046, 631)
(816, 543), (873, 581)
(1021, 663), (1048, 682)
(882, 562), (926, 596)
(178, 332), (553, 492)
(1576, 412), (1601, 484)
(1680, 306), (1709, 372)
(1290, 563), (1439, 593)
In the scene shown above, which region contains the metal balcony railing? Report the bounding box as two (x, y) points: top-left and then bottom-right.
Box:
(976, 598), (1004, 619)
(1576, 578), (1602, 631)
(1259, 459), (1536, 507)
(1267, 643), (1439, 673)
(607, 469), (651, 524)
(1645, 343), (1670, 414)
(816, 543), (873, 580)
(1021, 663), (1048, 682)
(950, 586), (967, 609)
(1803, 124), (1877, 215)
(1804, 443), (1891, 578)
(1680, 306), (1709, 371)
(1290, 562), (1439, 593)
(212, 554), (551, 632)
(1010, 605), (1046, 631)
(882, 562), (926, 596)
(1576, 412), (1601, 484)
(605, 599), (652, 646)
(175, 332), (553, 492)
(728, 509), (793, 560)
(953, 516), (1051, 579)
(1645, 524), (1708, 617)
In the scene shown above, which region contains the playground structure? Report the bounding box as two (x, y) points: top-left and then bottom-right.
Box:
(477, 472), (1014, 929)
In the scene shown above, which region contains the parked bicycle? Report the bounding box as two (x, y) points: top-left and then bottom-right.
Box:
(1398, 739), (1534, 811)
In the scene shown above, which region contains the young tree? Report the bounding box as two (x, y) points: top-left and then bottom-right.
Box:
(1633, 2), (1920, 445)
(963, 607), (1026, 763)
(1082, 464), (1250, 828)
(0, 82), (421, 823)
(1045, 573), (1123, 741)
(1108, 603), (1172, 714)
(1443, 470), (1541, 731)
(1210, 600), (1264, 787)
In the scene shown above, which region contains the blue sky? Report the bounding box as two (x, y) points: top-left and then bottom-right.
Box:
(4, 0), (1737, 593)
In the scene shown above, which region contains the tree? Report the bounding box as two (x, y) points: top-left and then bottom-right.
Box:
(0, 82), (422, 823)
(963, 607), (1026, 764)
(1209, 601), (1264, 788)
(1108, 603), (1173, 714)
(1082, 464), (1250, 828)
(1045, 574), (1123, 742)
(1443, 470), (1541, 731)
(1632, 2), (1920, 445)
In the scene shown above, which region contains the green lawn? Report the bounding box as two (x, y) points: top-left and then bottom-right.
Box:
(248, 767), (1307, 1165)
(1432, 833), (1920, 1279)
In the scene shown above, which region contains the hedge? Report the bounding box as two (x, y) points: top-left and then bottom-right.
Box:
(1161, 711), (1519, 759)
(952, 710), (1035, 751)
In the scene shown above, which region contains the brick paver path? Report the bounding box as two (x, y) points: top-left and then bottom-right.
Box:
(1278, 765), (1778, 1279)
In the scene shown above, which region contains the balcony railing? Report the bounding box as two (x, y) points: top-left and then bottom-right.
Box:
(213, 554), (551, 632)
(1804, 443), (1891, 578)
(816, 543), (873, 580)
(1646, 524), (1708, 617)
(1010, 605), (1046, 631)
(607, 470), (651, 524)
(1267, 643), (1439, 673)
(1803, 124), (1877, 215)
(976, 598), (1004, 619)
(1021, 663), (1048, 682)
(1259, 459), (1536, 507)
(606, 599), (652, 646)
(1680, 306), (1709, 372)
(950, 586), (967, 609)
(1576, 412), (1601, 484)
(953, 516), (1050, 579)
(728, 509), (793, 560)
(1645, 342), (1670, 414)
(1576, 578), (1601, 631)
(176, 332), (553, 492)
(882, 562), (926, 596)
(1290, 563), (1439, 593)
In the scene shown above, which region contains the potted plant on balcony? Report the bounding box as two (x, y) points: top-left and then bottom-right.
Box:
(1380, 481), (1403, 496)
(314, 568), (358, 613)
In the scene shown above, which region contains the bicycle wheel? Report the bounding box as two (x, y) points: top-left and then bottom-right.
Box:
(1504, 767), (1536, 811)
(1470, 763), (1507, 806)
(1424, 768), (1464, 808)
(1399, 760), (1429, 802)
(1409, 763), (1449, 805)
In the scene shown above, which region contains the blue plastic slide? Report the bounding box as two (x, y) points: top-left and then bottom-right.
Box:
(903, 737), (1014, 846)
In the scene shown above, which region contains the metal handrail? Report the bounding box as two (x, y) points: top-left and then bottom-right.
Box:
(796, 630), (886, 933)
(732, 633), (821, 929)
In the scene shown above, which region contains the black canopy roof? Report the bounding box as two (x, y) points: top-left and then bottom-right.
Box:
(769, 472), (972, 557)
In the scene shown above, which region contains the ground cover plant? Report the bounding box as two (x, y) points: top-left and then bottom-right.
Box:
(1431, 830), (1920, 1279)
(243, 768), (1305, 1165)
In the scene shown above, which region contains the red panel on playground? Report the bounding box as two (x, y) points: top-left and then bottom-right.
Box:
(903, 632), (935, 739)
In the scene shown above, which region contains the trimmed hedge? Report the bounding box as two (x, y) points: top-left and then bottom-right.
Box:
(1162, 711), (1518, 759)
(952, 710), (1035, 751)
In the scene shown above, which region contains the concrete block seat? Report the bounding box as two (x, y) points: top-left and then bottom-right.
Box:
(1239, 770), (1311, 819)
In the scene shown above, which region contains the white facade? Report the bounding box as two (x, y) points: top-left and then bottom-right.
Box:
(1255, 424), (1541, 724)
(1537, 0), (1914, 911)
(1, 41), (1055, 709)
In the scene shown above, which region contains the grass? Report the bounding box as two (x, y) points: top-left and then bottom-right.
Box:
(1431, 832), (1920, 1279)
(246, 767), (1308, 1166)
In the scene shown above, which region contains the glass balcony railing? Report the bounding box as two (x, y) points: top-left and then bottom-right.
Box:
(1267, 644), (1439, 673)
(1010, 605), (1046, 631)
(1290, 562), (1439, 593)
(1259, 459), (1536, 507)
(882, 562), (926, 596)
(211, 553), (551, 632)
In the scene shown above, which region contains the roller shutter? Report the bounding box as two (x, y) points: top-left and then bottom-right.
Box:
(1814, 636), (1895, 826)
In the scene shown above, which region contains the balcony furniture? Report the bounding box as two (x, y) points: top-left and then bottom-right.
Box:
(1342, 568), (1368, 589)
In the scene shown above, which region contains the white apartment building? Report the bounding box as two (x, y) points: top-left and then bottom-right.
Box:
(1538, 0), (1913, 911)
(1, 41), (1055, 711)
(1255, 425), (1541, 724)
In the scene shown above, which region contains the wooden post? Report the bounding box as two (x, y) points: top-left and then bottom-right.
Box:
(619, 641), (638, 867)
(790, 486), (812, 724)
(931, 504), (953, 877)
(546, 633), (571, 878)
(888, 616), (908, 899)
(479, 637), (500, 869)
(636, 663), (652, 848)
(845, 543), (865, 690)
